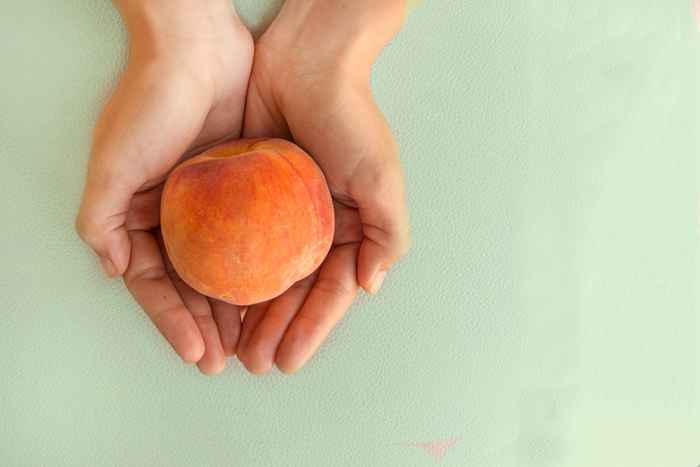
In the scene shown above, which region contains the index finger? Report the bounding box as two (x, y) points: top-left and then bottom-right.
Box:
(123, 230), (205, 364)
(274, 243), (360, 373)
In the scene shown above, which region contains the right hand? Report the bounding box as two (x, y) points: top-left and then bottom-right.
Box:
(75, 0), (253, 375)
(237, 0), (411, 374)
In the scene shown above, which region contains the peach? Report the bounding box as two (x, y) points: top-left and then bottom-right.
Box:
(160, 138), (334, 306)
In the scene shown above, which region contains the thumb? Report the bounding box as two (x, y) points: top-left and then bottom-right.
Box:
(293, 87), (411, 295)
(76, 156), (141, 277)
(348, 131), (411, 293)
(76, 66), (211, 277)
(354, 157), (411, 295)
(75, 77), (146, 277)
(342, 96), (410, 294)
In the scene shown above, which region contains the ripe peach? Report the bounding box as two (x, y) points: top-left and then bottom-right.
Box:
(160, 138), (334, 306)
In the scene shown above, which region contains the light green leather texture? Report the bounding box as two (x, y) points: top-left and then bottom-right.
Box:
(1, 1), (698, 466)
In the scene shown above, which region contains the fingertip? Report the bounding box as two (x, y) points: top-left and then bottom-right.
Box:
(275, 336), (309, 375)
(99, 256), (118, 278)
(84, 226), (131, 278)
(367, 270), (387, 295)
(358, 265), (382, 294)
(238, 345), (274, 375)
(275, 356), (302, 375)
(111, 229), (132, 275)
(357, 253), (384, 294)
(197, 358), (226, 376)
(357, 238), (402, 294)
(357, 266), (374, 294)
(243, 361), (274, 376)
(179, 340), (206, 365)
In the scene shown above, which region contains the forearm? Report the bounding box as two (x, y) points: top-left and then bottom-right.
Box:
(270, 0), (406, 73)
(113, 0), (237, 55)
(282, 0), (405, 32)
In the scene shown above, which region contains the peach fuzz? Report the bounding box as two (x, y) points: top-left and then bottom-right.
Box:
(161, 138), (334, 306)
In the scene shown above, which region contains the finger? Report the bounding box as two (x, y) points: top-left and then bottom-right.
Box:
(76, 163), (139, 277)
(236, 302), (269, 361)
(125, 185), (163, 232)
(275, 244), (359, 374)
(332, 201), (363, 245)
(210, 299), (243, 357)
(159, 236), (226, 376)
(123, 230), (205, 364)
(237, 273), (316, 375)
(170, 276), (226, 376)
(351, 157), (411, 295)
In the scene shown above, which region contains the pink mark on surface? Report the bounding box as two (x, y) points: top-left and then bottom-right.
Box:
(401, 437), (461, 463)
(693, 0), (700, 31)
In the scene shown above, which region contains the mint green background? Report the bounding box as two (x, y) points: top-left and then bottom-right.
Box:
(1, 1), (698, 466)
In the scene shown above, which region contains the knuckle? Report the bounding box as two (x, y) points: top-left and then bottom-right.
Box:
(351, 157), (403, 198)
(124, 265), (167, 289)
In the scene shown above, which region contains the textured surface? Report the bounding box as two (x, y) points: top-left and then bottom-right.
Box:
(0, 1), (698, 466)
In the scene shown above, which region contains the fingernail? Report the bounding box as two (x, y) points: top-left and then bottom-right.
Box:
(99, 256), (117, 278)
(369, 270), (387, 294)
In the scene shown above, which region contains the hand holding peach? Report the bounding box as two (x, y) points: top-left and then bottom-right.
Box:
(236, 0), (411, 374)
(76, 0), (411, 376)
(76, 0), (253, 375)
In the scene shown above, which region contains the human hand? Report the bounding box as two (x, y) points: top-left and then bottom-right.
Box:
(76, 0), (253, 375)
(237, 0), (411, 374)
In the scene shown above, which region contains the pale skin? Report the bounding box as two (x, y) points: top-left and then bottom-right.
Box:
(76, 0), (410, 375)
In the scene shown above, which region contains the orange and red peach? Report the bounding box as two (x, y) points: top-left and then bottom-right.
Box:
(160, 138), (334, 305)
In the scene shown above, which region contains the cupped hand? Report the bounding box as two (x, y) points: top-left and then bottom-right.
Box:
(76, 1), (253, 375)
(236, 0), (411, 374)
